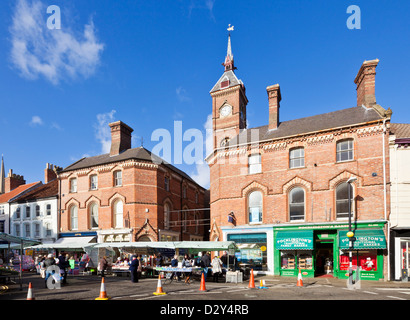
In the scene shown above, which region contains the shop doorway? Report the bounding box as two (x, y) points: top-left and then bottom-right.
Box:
(315, 241), (334, 277)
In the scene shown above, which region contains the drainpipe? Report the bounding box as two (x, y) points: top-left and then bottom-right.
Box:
(382, 119), (390, 281)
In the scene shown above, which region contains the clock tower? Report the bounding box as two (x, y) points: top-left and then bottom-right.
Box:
(210, 33), (248, 150)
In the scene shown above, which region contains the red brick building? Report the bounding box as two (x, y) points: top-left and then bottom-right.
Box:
(206, 35), (392, 280)
(59, 121), (208, 244)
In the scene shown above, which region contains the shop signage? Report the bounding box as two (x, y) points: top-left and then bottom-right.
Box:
(276, 230), (314, 250)
(338, 229), (386, 250)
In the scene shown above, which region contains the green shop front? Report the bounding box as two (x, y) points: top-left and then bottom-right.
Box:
(273, 221), (387, 281)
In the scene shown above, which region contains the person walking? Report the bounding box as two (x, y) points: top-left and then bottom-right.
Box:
(99, 256), (108, 277)
(201, 251), (211, 282)
(43, 253), (56, 288)
(182, 254), (193, 283)
(129, 255), (139, 283)
(211, 255), (223, 283)
(57, 252), (69, 285)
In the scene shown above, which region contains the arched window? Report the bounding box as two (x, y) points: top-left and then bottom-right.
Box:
(336, 182), (354, 219)
(289, 187), (305, 221)
(70, 205), (78, 230)
(113, 200), (123, 228)
(89, 203), (99, 229)
(164, 203), (170, 229)
(248, 190), (263, 223)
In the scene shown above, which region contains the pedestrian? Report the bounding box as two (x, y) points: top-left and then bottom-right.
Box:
(137, 255), (142, 280)
(99, 256), (108, 277)
(58, 252), (69, 284)
(211, 255), (223, 283)
(171, 255), (181, 281)
(182, 254), (193, 283)
(129, 255), (139, 283)
(155, 253), (163, 267)
(39, 255), (46, 278)
(221, 251), (228, 268)
(200, 251), (211, 281)
(43, 253), (56, 288)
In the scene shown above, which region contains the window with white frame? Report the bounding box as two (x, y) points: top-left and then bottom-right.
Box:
(248, 154), (262, 174)
(46, 204), (51, 216)
(15, 207), (20, 219)
(0, 206), (4, 215)
(336, 139), (354, 162)
(289, 187), (305, 221)
(114, 171), (122, 187)
(289, 147), (305, 168)
(26, 206), (31, 218)
(90, 174), (98, 190)
(15, 224), (20, 237)
(70, 205), (78, 230)
(89, 203), (99, 229)
(248, 190), (263, 223)
(114, 200), (123, 228)
(25, 224), (30, 237)
(34, 223), (40, 237)
(45, 223), (51, 237)
(36, 205), (40, 217)
(70, 178), (77, 193)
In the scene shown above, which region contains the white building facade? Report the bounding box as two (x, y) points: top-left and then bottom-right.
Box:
(389, 123), (410, 281)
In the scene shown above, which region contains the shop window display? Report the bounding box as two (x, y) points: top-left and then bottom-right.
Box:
(281, 251), (313, 270)
(339, 250), (377, 271)
(281, 252), (295, 269)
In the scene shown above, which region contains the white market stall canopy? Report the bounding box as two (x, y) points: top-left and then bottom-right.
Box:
(29, 236), (96, 252)
(88, 241), (237, 253)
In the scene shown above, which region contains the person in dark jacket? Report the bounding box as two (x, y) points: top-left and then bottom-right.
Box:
(171, 255), (181, 281)
(200, 251), (211, 281)
(58, 252), (69, 284)
(44, 253), (56, 287)
(129, 255), (139, 283)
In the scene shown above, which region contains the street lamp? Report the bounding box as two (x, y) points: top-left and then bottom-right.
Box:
(347, 177), (357, 289)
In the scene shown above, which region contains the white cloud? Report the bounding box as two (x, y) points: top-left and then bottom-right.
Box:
(190, 114), (212, 189)
(176, 86), (191, 102)
(30, 115), (43, 126)
(9, 0), (104, 84)
(94, 110), (116, 154)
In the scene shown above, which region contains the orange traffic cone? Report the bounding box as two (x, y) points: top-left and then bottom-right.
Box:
(153, 275), (167, 295)
(95, 277), (110, 300)
(297, 268), (303, 287)
(27, 282), (35, 300)
(248, 269), (256, 289)
(199, 272), (207, 292)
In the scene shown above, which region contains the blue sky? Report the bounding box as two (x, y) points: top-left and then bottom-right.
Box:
(0, 0), (409, 189)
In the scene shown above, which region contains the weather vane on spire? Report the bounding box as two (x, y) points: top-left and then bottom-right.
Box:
(227, 24), (234, 34)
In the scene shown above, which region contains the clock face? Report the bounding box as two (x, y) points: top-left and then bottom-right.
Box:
(220, 105), (232, 117)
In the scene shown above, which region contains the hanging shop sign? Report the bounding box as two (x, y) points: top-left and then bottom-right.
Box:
(276, 230), (314, 250)
(338, 229), (386, 250)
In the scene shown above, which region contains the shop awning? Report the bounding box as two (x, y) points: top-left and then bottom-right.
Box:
(275, 230), (314, 250)
(29, 236), (97, 251)
(338, 229), (386, 250)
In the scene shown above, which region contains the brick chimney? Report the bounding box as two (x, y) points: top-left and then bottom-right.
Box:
(44, 163), (62, 183)
(5, 169), (25, 193)
(109, 121), (134, 156)
(354, 59), (379, 107)
(267, 84), (281, 130)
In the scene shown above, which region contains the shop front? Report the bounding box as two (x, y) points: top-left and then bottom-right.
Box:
(273, 221), (387, 280)
(222, 225), (274, 275)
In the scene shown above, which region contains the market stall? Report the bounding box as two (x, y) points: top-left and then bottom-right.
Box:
(0, 232), (41, 290)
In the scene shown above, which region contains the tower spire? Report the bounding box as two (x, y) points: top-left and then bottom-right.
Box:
(223, 24), (236, 72)
(0, 155), (4, 194)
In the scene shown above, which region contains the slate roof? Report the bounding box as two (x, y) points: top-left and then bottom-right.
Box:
(390, 123), (410, 139)
(210, 70), (244, 93)
(13, 179), (58, 203)
(61, 147), (202, 188)
(224, 105), (384, 147)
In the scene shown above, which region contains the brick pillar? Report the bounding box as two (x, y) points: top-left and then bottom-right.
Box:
(109, 121), (134, 156)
